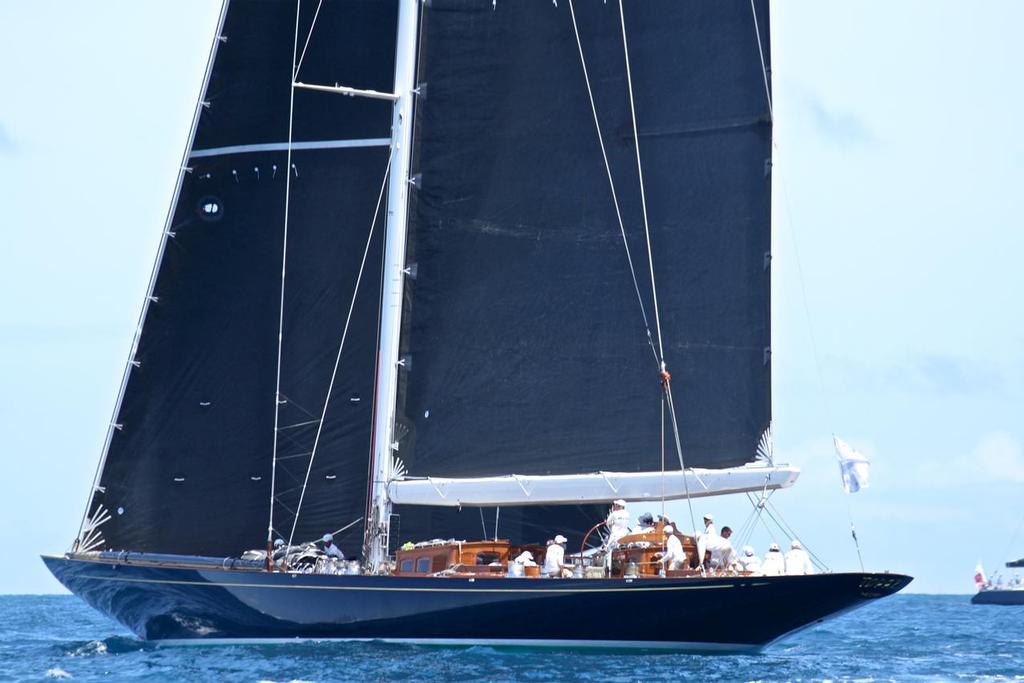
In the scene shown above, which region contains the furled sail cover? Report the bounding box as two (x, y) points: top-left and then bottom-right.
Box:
(395, 0), (772, 546)
(82, 1), (396, 558)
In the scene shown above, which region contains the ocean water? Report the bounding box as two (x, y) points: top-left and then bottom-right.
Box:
(0, 594), (1021, 682)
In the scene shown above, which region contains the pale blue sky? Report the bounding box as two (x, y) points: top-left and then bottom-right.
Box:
(2, 1), (1022, 594)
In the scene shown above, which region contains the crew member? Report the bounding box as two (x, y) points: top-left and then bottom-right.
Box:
(784, 540), (814, 575)
(321, 533), (345, 560)
(696, 513), (718, 569)
(737, 546), (761, 573)
(543, 534), (571, 578)
(634, 512), (655, 534)
(606, 499), (630, 545)
(514, 550), (537, 566)
(658, 525), (688, 571)
(761, 542), (785, 576)
(708, 526), (736, 570)
(702, 513), (717, 537)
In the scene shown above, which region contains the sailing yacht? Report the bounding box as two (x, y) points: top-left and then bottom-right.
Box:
(44, 0), (911, 651)
(973, 559), (1024, 605)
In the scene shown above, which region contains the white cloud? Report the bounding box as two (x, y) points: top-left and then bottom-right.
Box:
(914, 430), (1024, 486)
(0, 123), (15, 154)
(970, 431), (1024, 483)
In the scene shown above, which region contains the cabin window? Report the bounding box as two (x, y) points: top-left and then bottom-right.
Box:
(475, 552), (500, 566)
(399, 559), (413, 573)
(197, 195), (224, 222)
(415, 557), (431, 573)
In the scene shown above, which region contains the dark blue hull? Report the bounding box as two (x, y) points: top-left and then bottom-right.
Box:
(44, 554), (911, 652)
(972, 589), (1024, 605)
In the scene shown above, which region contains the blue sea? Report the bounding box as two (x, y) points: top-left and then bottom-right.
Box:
(0, 594), (1021, 682)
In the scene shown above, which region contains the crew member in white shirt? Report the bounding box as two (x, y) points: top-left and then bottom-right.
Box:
(707, 525), (736, 570)
(514, 550), (537, 566)
(658, 525), (688, 571)
(605, 499), (631, 545)
(701, 513), (717, 538)
(761, 542), (785, 576)
(543, 534), (571, 578)
(321, 533), (344, 560)
(784, 539), (814, 575)
(696, 512), (718, 570)
(737, 546), (761, 573)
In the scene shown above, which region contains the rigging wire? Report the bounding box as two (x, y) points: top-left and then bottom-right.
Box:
(567, 0), (658, 366)
(293, 0), (325, 81)
(618, 0), (664, 363)
(745, 491), (780, 547)
(749, 0), (774, 121)
(764, 499), (831, 571)
(1000, 511), (1024, 564)
(750, 0), (859, 567)
(288, 149), (395, 548)
(268, 0), (304, 548)
(664, 379), (698, 539)
(363, 0), (428, 562)
(569, 0), (699, 538)
(620, 1), (698, 539)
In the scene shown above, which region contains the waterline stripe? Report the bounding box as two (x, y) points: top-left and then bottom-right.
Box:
(156, 636), (761, 652)
(189, 138), (390, 159)
(79, 573), (734, 594)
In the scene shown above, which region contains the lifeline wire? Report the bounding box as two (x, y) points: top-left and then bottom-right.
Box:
(288, 149), (395, 547)
(268, 0), (304, 546)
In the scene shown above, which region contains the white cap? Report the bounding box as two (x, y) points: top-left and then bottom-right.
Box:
(703, 513), (713, 521)
(769, 542), (780, 552)
(791, 539), (802, 549)
(517, 551), (534, 561)
(322, 533), (333, 543)
(554, 534), (568, 544)
(274, 539), (285, 547)
(663, 525), (674, 534)
(613, 499), (627, 507)
(742, 545), (754, 556)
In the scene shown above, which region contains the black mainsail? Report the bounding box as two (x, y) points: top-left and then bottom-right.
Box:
(392, 0), (772, 547)
(80, 1), (397, 560)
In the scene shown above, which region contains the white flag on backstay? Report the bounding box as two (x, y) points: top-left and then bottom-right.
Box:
(834, 436), (870, 493)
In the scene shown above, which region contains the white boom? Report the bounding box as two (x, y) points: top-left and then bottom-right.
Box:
(387, 464), (799, 507)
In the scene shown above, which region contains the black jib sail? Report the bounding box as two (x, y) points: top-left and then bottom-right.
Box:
(392, 0), (773, 546)
(79, 1), (397, 559)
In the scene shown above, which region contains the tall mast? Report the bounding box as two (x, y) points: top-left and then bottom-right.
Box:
(364, 0), (420, 572)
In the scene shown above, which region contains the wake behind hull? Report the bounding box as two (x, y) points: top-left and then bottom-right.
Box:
(44, 554), (911, 652)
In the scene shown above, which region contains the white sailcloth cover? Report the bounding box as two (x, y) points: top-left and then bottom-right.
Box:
(834, 436), (870, 493)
